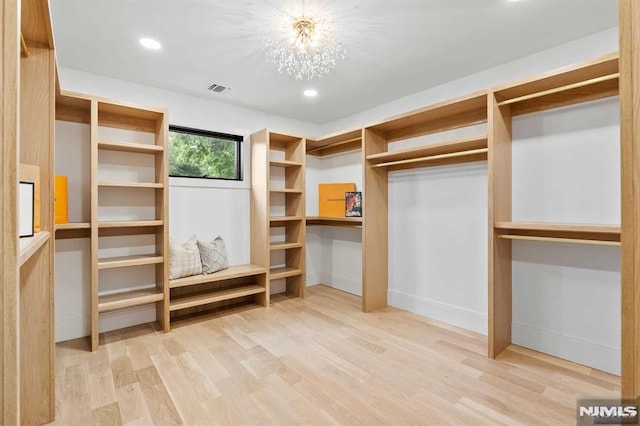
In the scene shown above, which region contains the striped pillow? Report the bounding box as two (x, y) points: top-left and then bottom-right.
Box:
(169, 235), (202, 279)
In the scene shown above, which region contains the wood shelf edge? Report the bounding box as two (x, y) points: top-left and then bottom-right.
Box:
(18, 231), (50, 267)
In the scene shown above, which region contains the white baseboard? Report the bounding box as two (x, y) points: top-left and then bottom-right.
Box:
(306, 272), (323, 287)
(512, 322), (620, 375)
(388, 289), (487, 335)
(320, 272), (362, 296)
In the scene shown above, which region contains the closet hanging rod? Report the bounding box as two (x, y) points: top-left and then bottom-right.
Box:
(372, 148), (488, 168)
(306, 136), (362, 154)
(498, 234), (620, 246)
(497, 73), (620, 106)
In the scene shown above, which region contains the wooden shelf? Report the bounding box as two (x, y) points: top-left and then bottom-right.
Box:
(98, 288), (164, 313)
(169, 285), (266, 312)
(99, 220), (163, 228)
(55, 222), (91, 240)
(270, 267), (303, 280)
(494, 221), (621, 245)
(169, 264), (267, 289)
(98, 254), (164, 270)
(366, 135), (488, 171)
(56, 91), (91, 124)
(97, 101), (165, 133)
(493, 52), (619, 116)
(98, 140), (164, 154)
(269, 188), (303, 194)
(269, 216), (304, 226)
(307, 128), (362, 157)
(18, 231), (50, 267)
(55, 222), (90, 231)
(99, 182), (164, 189)
(367, 92), (488, 142)
(269, 242), (304, 250)
(269, 159), (302, 168)
(306, 217), (363, 227)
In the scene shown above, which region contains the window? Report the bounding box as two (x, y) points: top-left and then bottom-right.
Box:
(168, 125), (242, 180)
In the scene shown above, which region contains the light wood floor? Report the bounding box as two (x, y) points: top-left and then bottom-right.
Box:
(51, 285), (620, 425)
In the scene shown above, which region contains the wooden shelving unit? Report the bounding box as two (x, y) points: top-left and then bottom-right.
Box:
(170, 285), (266, 312)
(98, 140), (165, 154)
(169, 264), (267, 288)
(98, 288), (164, 313)
(306, 217), (363, 227)
(55, 222), (91, 230)
(97, 254), (164, 270)
(78, 98), (170, 351)
(307, 128), (362, 157)
(493, 53), (619, 116)
(270, 266), (304, 280)
(251, 130), (307, 299)
(18, 232), (51, 268)
(269, 159), (302, 168)
(167, 263), (267, 327)
(99, 182), (164, 189)
(361, 92), (489, 312)
(487, 52), (621, 362)
(270, 242), (304, 250)
(494, 221), (621, 245)
(366, 135), (488, 171)
(1, 1), (57, 423)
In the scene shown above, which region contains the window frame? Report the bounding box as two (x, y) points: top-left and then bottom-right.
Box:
(168, 125), (243, 182)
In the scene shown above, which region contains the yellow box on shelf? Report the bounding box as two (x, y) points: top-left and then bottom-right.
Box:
(318, 182), (355, 218)
(55, 175), (68, 224)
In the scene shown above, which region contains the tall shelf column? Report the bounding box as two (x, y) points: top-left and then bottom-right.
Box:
(620, 0), (640, 399)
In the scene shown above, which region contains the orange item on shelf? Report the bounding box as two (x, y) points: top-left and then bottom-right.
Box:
(19, 163), (41, 232)
(55, 175), (69, 224)
(319, 183), (356, 218)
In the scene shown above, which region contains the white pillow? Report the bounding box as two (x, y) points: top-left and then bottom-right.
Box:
(197, 236), (229, 274)
(169, 235), (202, 279)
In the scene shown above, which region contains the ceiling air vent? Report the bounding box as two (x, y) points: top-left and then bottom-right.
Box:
(207, 83), (230, 93)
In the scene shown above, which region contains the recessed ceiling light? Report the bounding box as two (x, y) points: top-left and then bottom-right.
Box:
(304, 89), (318, 97)
(139, 38), (162, 50)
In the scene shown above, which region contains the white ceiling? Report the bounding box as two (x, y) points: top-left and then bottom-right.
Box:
(51, 0), (617, 124)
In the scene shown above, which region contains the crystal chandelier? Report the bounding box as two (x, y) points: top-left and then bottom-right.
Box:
(262, 5), (346, 80)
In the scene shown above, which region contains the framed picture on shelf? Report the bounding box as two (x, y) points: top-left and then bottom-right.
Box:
(345, 191), (362, 217)
(19, 181), (35, 238)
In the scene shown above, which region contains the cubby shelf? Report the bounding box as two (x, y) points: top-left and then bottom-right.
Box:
(269, 242), (304, 250)
(169, 264), (267, 289)
(493, 52), (619, 116)
(169, 285), (266, 312)
(366, 135), (488, 170)
(55, 222), (90, 230)
(99, 182), (164, 189)
(270, 267), (304, 280)
(306, 217), (363, 227)
(269, 159), (302, 168)
(494, 221), (621, 245)
(269, 216), (304, 226)
(98, 220), (164, 228)
(97, 288), (164, 313)
(97, 254), (164, 270)
(269, 189), (303, 194)
(18, 232), (50, 267)
(368, 92), (489, 142)
(307, 128), (362, 157)
(98, 140), (164, 154)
